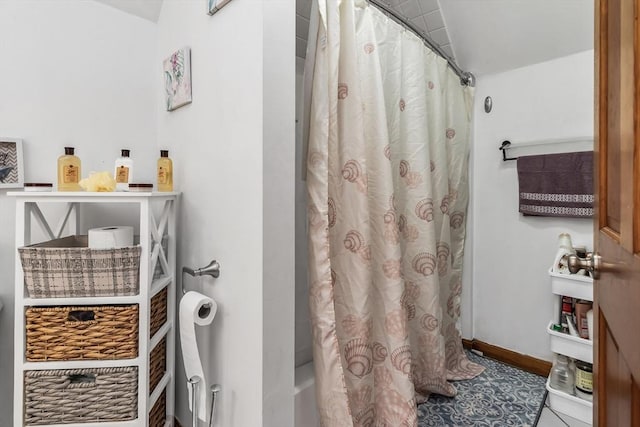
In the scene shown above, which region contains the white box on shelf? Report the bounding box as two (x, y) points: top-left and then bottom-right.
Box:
(547, 321), (593, 363)
(546, 376), (593, 424)
(548, 268), (593, 300)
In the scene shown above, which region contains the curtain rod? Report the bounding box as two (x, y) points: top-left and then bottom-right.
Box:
(367, 0), (475, 87)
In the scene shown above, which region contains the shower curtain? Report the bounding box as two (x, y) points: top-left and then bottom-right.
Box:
(306, 0), (484, 425)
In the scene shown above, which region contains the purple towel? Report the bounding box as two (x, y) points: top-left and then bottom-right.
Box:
(517, 151), (593, 218)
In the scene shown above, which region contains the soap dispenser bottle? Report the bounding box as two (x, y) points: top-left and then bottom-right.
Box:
(114, 149), (133, 191)
(57, 146), (82, 191)
(157, 150), (173, 192)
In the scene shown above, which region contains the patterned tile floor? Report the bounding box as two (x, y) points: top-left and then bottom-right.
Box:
(417, 351), (548, 426)
(299, 349), (592, 426)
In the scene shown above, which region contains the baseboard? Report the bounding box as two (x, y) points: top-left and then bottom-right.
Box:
(464, 339), (552, 377)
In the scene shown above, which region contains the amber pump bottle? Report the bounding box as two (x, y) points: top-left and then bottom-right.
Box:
(57, 147), (81, 191)
(157, 150), (173, 192)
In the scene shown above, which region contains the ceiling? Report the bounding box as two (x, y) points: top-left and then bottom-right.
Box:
(93, 0), (164, 22)
(91, 0), (594, 76)
(297, 0), (454, 60)
(440, 0), (593, 76)
(297, 0), (594, 76)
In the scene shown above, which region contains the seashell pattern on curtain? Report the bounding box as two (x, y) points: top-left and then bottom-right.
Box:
(306, 0), (484, 425)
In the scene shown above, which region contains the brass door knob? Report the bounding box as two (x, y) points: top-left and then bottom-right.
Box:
(567, 253), (602, 279)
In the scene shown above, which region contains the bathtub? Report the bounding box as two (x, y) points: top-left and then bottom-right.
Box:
(294, 362), (320, 427)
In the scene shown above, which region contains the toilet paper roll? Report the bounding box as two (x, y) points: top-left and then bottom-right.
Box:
(180, 291), (217, 422)
(88, 226), (134, 249)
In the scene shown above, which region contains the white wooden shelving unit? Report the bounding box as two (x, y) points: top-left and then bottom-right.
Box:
(546, 269), (593, 425)
(10, 192), (179, 427)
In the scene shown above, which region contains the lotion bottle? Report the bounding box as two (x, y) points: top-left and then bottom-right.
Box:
(57, 147), (81, 191)
(157, 150), (173, 192)
(552, 233), (575, 274)
(114, 149), (134, 191)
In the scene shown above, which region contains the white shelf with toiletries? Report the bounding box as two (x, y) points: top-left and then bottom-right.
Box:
(547, 321), (593, 363)
(546, 269), (593, 425)
(545, 376), (593, 424)
(9, 191), (179, 427)
(548, 269), (593, 300)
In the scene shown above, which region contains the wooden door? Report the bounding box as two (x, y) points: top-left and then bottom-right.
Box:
(595, 0), (640, 425)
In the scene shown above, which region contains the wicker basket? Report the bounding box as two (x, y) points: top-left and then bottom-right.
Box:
(150, 287), (168, 338)
(149, 389), (166, 427)
(24, 366), (138, 426)
(19, 235), (141, 298)
(25, 304), (139, 361)
(149, 337), (167, 394)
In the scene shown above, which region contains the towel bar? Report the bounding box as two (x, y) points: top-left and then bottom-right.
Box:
(499, 141), (517, 161)
(498, 137), (593, 162)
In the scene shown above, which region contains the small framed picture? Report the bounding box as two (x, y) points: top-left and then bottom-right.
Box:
(208, 0), (234, 15)
(0, 138), (24, 188)
(163, 47), (192, 111)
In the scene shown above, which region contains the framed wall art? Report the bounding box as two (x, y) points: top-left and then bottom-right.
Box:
(163, 47), (192, 111)
(0, 138), (24, 188)
(208, 0), (234, 15)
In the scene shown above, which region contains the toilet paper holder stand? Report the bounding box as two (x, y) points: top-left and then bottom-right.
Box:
(182, 260), (221, 294)
(181, 259), (220, 325)
(183, 260), (221, 426)
(188, 376), (221, 427)
(182, 260), (221, 285)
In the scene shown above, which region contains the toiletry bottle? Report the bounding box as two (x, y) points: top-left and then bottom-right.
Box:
(552, 233), (576, 274)
(586, 309), (594, 340)
(574, 300), (593, 339)
(157, 150), (173, 192)
(549, 354), (575, 395)
(57, 147), (82, 191)
(560, 295), (573, 333)
(574, 360), (593, 401)
(114, 149), (134, 191)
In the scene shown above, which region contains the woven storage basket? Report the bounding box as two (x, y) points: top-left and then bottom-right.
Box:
(25, 304), (138, 361)
(24, 366), (138, 426)
(149, 389), (166, 427)
(19, 235), (141, 298)
(149, 337), (167, 394)
(150, 287), (168, 338)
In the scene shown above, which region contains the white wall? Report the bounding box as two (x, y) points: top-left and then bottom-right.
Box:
(294, 58), (313, 367)
(156, 1), (294, 426)
(460, 133), (474, 340)
(472, 50), (594, 361)
(0, 0), (157, 420)
(262, 2), (295, 426)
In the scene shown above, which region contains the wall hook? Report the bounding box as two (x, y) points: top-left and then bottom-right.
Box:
(484, 96), (492, 113)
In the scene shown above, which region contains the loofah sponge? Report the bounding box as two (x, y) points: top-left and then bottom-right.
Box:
(79, 171), (116, 192)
